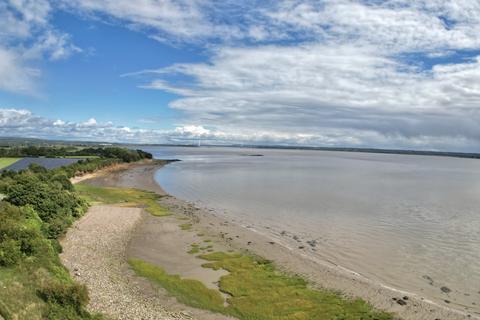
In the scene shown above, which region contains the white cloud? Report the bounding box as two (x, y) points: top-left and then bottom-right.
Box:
(268, 0), (480, 53)
(2, 1), (480, 150)
(135, 43), (480, 150)
(0, 0), (80, 94)
(0, 48), (39, 94)
(0, 108), (479, 151)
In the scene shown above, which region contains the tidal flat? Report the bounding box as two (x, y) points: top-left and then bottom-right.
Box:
(60, 161), (475, 319)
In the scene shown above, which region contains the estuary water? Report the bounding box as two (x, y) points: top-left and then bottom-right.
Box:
(149, 146), (480, 313)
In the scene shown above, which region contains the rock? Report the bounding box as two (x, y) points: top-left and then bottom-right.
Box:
(402, 296), (409, 300)
(444, 300), (450, 304)
(298, 246), (305, 249)
(396, 299), (407, 306)
(269, 241), (275, 245)
(440, 286), (451, 293)
(247, 241), (252, 245)
(307, 240), (317, 247)
(422, 275), (434, 285)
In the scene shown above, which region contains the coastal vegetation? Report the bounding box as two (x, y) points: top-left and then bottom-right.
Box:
(130, 250), (393, 320)
(75, 184), (170, 217)
(0, 147), (152, 320)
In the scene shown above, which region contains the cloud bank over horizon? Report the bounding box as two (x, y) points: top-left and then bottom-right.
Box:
(1, 1), (480, 151)
(0, 108), (477, 152)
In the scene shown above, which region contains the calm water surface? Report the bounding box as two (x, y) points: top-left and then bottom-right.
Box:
(149, 146), (480, 312)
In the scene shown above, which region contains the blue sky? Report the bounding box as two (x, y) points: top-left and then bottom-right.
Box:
(1, 1), (480, 151)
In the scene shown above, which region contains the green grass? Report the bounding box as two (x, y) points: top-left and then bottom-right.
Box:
(0, 158), (21, 169)
(179, 223), (193, 230)
(128, 259), (226, 313)
(75, 184), (170, 216)
(188, 247), (200, 254)
(130, 251), (393, 320)
(188, 243), (200, 254)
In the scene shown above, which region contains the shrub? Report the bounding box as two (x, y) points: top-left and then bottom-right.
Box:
(0, 239), (22, 266)
(38, 281), (89, 311)
(0, 203), (44, 266)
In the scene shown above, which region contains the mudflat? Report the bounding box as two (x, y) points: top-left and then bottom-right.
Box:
(64, 161), (475, 320)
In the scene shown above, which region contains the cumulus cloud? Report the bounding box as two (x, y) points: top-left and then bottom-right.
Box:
(135, 42), (480, 151)
(0, 108), (479, 150)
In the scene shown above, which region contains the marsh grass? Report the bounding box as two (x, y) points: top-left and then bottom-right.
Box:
(128, 259), (226, 313)
(129, 251), (393, 320)
(188, 243), (200, 254)
(75, 184), (170, 216)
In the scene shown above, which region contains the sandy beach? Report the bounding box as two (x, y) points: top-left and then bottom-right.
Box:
(62, 161), (476, 320)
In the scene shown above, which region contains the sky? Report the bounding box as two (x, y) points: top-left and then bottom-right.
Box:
(1, 0), (480, 151)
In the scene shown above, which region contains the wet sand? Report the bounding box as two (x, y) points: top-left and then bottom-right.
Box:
(69, 161), (476, 320)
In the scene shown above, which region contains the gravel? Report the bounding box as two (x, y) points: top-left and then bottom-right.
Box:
(60, 205), (192, 320)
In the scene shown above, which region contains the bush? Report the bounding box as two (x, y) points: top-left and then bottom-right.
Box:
(3, 173), (87, 238)
(0, 203), (43, 266)
(0, 239), (22, 266)
(38, 281), (89, 310)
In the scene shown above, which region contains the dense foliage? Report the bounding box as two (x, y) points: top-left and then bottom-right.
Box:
(0, 146), (151, 319)
(0, 146), (152, 161)
(0, 167), (87, 239)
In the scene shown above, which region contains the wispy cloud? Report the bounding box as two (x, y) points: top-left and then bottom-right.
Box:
(0, 0), (80, 94)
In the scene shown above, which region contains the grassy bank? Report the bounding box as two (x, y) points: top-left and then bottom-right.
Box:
(130, 251), (393, 320)
(75, 184), (170, 217)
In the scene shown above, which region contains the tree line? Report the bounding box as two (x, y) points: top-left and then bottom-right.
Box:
(0, 146), (153, 162)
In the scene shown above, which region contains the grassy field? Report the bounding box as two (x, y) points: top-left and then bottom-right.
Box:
(75, 184), (171, 216)
(130, 251), (393, 320)
(0, 158), (21, 169)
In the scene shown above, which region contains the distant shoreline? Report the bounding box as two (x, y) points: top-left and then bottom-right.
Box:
(2, 136), (479, 160)
(123, 143), (480, 160)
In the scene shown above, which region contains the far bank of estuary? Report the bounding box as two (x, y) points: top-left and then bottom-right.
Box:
(150, 146), (480, 317)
